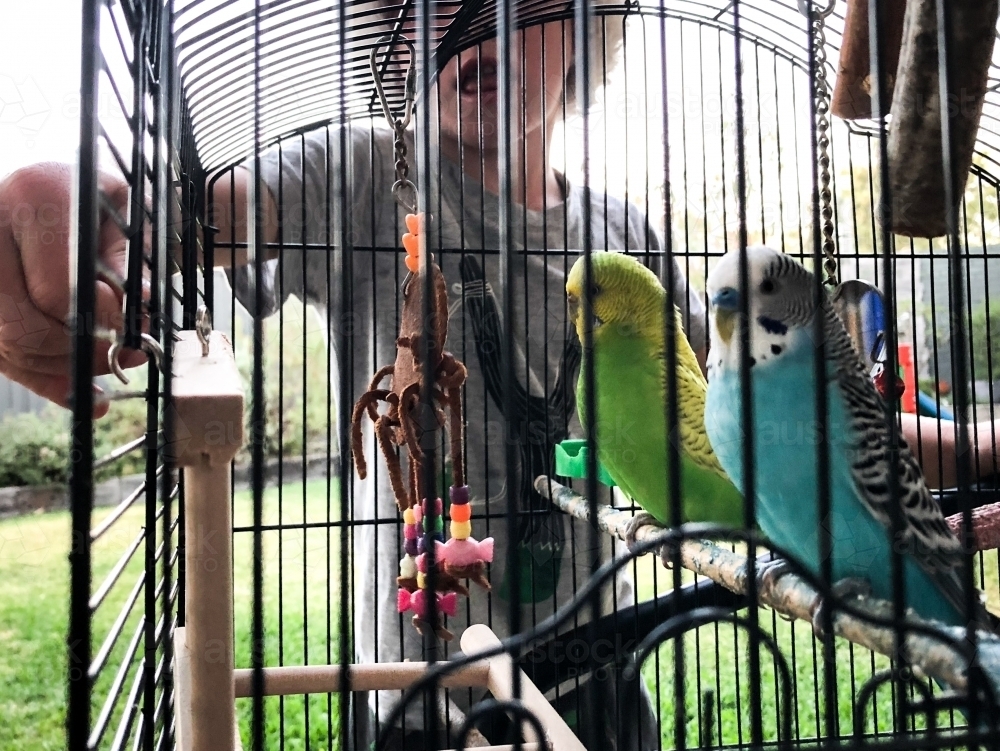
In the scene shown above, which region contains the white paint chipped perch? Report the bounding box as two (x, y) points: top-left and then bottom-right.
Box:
(536, 475), (1000, 698)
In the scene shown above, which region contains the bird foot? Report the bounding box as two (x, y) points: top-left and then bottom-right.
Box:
(624, 511), (666, 556)
(810, 577), (872, 640)
(745, 555), (794, 593)
(658, 533), (686, 571)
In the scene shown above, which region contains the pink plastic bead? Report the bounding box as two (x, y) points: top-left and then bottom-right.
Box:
(436, 536), (495, 567)
(398, 588), (457, 618)
(421, 498), (444, 516)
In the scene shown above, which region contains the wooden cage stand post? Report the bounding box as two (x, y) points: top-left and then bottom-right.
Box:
(169, 329), (244, 751)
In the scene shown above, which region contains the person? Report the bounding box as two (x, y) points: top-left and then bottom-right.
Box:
(0, 18), (696, 751)
(220, 20), (694, 750)
(0, 16), (993, 751)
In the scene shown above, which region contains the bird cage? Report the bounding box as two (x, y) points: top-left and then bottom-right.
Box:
(64, 0), (1000, 749)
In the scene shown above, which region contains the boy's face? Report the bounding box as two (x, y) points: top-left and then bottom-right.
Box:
(435, 22), (573, 151)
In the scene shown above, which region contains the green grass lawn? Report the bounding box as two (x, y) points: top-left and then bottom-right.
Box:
(231, 479), (345, 749)
(631, 554), (954, 747)
(0, 494), (167, 750)
(3, 482), (997, 750)
(0, 480), (340, 751)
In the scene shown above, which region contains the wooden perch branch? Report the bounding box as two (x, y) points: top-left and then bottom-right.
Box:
(536, 476), (1000, 694)
(946, 502), (1000, 553)
(887, 0), (999, 237)
(831, 0), (907, 120)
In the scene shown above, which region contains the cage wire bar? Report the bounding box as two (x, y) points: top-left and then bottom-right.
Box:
(62, 0), (1000, 749)
(68, 1), (192, 750)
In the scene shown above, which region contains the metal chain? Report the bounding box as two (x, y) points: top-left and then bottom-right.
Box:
(370, 36), (418, 213)
(801, 0), (838, 287)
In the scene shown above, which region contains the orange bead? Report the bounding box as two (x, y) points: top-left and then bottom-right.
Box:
(449, 503), (472, 523)
(402, 233), (419, 256)
(405, 255), (419, 273)
(405, 213), (421, 235)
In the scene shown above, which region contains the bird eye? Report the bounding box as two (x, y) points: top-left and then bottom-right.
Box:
(590, 284), (601, 298)
(760, 279), (776, 294)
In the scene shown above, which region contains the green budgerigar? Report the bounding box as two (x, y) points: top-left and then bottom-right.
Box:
(566, 252), (744, 540)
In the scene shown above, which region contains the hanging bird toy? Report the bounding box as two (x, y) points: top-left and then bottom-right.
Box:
(350, 38), (493, 641)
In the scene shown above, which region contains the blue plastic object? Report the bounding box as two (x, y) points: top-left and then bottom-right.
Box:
(917, 390), (954, 421)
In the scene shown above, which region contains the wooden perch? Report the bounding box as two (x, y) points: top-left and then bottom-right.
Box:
(171, 330), (245, 751)
(946, 502), (1000, 553)
(832, 0), (908, 120)
(462, 625), (585, 751)
(229, 627), (577, 751)
(232, 662), (491, 697)
(887, 0), (999, 237)
(536, 476), (1000, 694)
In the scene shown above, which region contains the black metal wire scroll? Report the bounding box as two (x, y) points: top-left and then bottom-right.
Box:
(373, 523), (1000, 749)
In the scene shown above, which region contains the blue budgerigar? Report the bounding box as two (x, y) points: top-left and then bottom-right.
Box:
(704, 246), (993, 633)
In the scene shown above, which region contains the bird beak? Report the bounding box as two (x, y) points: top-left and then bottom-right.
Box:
(711, 287), (740, 345)
(711, 287), (741, 312)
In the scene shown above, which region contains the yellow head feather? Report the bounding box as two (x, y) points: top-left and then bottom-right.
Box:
(566, 253), (721, 476)
(565, 252), (666, 342)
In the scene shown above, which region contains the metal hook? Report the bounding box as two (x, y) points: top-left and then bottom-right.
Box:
(195, 305), (212, 357)
(797, 0), (836, 19)
(392, 180), (418, 214)
(108, 333), (164, 385)
(369, 35), (416, 134)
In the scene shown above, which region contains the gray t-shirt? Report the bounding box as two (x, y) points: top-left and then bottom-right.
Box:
(234, 122), (706, 726)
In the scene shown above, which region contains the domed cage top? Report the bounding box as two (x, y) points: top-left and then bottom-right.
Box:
(63, 0), (1000, 750)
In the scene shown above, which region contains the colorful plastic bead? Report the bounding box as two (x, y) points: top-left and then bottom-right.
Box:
(423, 515), (444, 533)
(397, 588), (457, 618)
(449, 503), (472, 523)
(416, 534), (444, 555)
(421, 498), (444, 516)
(436, 537), (495, 567)
(399, 555), (417, 579)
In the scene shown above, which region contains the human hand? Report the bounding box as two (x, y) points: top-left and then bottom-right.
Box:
(0, 162), (147, 417)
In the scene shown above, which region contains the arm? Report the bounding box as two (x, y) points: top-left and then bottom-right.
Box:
(208, 167), (280, 266)
(901, 412), (1000, 490)
(0, 162), (282, 415)
(0, 163), (148, 415)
